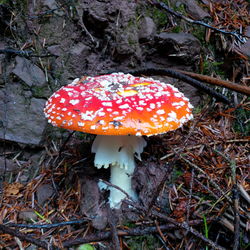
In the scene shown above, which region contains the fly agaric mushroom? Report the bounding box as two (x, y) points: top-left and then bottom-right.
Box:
(44, 73), (193, 208)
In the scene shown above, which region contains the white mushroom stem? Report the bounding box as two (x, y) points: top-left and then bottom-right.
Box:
(91, 135), (147, 208)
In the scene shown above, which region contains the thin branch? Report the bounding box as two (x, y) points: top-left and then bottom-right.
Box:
(178, 153), (232, 204)
(148, 0), (248, 43)
(75, 8), (99, 48)
(160, 139), (249, 160)
(0, 224), (54, 249)
(107, 206), (120, 250)
(126, 68), (230, 104)
(175, 70), (250, 96)
(232, 185), (240, 250)
(0, 49), (56, 57)
(7, 219), (88, 229)
(99, 179), (133, 201)
(238, 183), (250, 205)
(62, 221), (203, 248)
(152, 210), (226, 250)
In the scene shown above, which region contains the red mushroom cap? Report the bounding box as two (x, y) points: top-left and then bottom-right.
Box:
(44, 73), (193, 136)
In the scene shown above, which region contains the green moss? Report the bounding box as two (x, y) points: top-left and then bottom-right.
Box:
(125, 235), (160, 250)
(240, 232), (250, 249)
(192, 26), (206, 44)
(150, 8), (169, 29)
(173, 3), (187, 15)
(233, 103), (250, 136)
(192, 104), (203, 114)
(31, 85), (50, 98)
(202, 60), (225, 77)
(123, 221), (137, 228)
(171, 25), (183, 33)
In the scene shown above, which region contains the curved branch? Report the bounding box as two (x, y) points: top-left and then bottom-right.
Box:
(127, 68), (231, 104)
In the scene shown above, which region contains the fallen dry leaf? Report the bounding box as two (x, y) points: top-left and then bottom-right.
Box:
(4, 182), (24, 197)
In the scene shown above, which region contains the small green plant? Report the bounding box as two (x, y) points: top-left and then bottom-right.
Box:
(150, 8), (169, 29)
(240, 232), (250, 249)
(171, 166), (183, 183)
(203, 215), (209, 250)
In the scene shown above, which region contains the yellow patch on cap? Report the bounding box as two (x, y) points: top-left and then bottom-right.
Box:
(117, 89), (138, 97)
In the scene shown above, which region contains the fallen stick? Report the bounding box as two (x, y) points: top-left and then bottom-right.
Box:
(127, 68), (230, 104)
(62, 219), (204, 248)
(176, 70), (250, 96)
(0, 224), (53, 249)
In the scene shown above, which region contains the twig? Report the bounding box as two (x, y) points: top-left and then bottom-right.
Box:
(178, 153), (233, 205)
(176, 70), (250, 96)
(107, 206), (120, 250)
(75, 8), (99, 47)
(58, 131), (76, 158)
(0, 49), (55, 57)
(155, 233), (170, 250)
(127, 68), (230, 104)
(219, 217), (234, 232)
(7, 219), (88, 229)
(0, 224), (53, 249)
(186, 168), (194, 223)
(238, 183), (250, 205)
(160, 139), (249, 160)
(155, 220), (167, 242)
(152, 210), (226, 250)
(148, 0), (248, 43)
(25, 0), (75, 20)
(99, 179), (132, 201)
(62, 221), (203, 248)
(146, 162), (174, 212)
(0, 72), (9, 206)
(232, 185), (240, 250)
(181, 186), (246, 232)
(123, 199), (225, 250)
(0, 49), (32, 56)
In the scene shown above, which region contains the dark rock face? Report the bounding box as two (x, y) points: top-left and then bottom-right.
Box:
(0, 157), (19, 174)
(138, 17), (157, 41)
(0, 84), (47, 145)
(12, 56), (46, 87)
(155, 32), (201, 65)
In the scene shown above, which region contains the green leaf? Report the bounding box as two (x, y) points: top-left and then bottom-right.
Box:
(77, 244), (95, 250)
